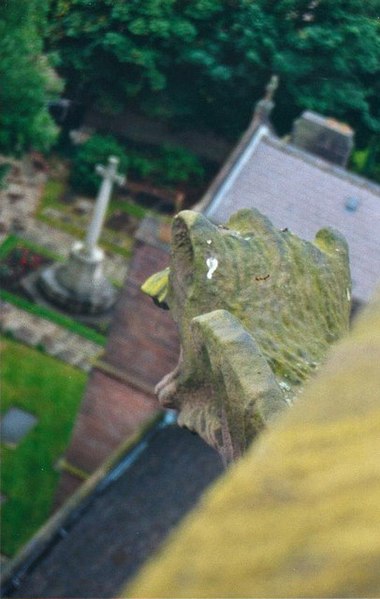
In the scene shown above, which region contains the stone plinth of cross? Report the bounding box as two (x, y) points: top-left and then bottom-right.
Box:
(84, 156), (126, 258)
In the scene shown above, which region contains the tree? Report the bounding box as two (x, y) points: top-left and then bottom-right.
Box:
(0, 0), (62, 155)
(47, 0), (380, 142)
(267, 0), (380, 140)
(71, 133), (205, 194)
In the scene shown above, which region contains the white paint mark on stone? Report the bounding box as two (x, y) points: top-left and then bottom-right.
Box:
(207, 239), (212, 245)
(206, 257), (218, 280)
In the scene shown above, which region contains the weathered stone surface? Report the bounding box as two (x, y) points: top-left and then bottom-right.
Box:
(126, 289), (380, 599)
(142, 209), (351, 460)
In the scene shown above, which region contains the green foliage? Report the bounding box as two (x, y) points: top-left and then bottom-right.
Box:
(0, 235), (19, 260)
(0, 0), (62, 155)
(0, 162), (11, 188)
(109, 199), (147, 220)
(158, 145), (205, 184)
(128, 144), (205, 184)
(127, 153), (156, 180)
(71, 134), (129, 195)
(350, 136), (380, 183)
(71, 134), (205, 193)
(48, 0), (380, 144)
(0, 337), (87, 556)
(0, 234), (61, 262)
(37, 179), (67, 215)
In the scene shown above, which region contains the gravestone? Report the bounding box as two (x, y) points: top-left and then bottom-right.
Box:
(1, 407), (38, 447)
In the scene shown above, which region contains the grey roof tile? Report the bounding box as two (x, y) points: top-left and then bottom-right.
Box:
(3, 425), (223, 599)
(203, 134), (380, 303)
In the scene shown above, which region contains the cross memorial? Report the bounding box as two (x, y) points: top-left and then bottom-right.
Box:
(84, 156), (125, 258)
(37, 155), (126, 315)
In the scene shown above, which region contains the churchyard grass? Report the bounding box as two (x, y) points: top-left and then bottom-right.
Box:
(0, 235), (18, 259)
(0, 234), (62, 262)
(37, 211), (134, 259)
(0, 290), (107, 346)
(36, 179), (66, 216)
(109, 198), (147, 219)
(0, 336), (88, 557)
(35, 178), (138, 259)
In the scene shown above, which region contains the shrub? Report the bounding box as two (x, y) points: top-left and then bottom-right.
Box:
(350, 136), (380, 184)
(128, 153), (156, 180)
(0, 163), (11, 188)
(71, 135), (205, 194)
(158, 145), (205, 184)
(71, 134), (129, 195)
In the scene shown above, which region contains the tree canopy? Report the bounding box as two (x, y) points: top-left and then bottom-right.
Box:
(48, 0), (380, 143)
(0, 0), (61, 155)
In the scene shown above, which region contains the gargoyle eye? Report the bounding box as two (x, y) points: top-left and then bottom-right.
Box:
(152, 297), (170, 310)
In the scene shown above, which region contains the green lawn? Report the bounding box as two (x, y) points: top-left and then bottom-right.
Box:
(35, 179), (67, 216)
(0, 337), (88, 557)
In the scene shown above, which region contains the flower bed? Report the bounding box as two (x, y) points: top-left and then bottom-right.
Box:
(0, 237), (107, 344)
(0, 246), (50, 294)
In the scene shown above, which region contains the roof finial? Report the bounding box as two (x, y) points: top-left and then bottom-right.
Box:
(264, 74), (279, 102)
(253, 74), (279, 125)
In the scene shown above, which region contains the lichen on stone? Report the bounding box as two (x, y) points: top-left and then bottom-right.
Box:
(126, 290), (380, 599)
(142, 208), (351, 462)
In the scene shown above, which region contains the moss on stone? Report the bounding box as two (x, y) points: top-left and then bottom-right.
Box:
(126, 290), (380, 598)
(143, 208), (351, 460)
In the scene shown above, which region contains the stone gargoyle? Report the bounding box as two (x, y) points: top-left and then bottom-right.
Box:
(142, 209), (351, 463)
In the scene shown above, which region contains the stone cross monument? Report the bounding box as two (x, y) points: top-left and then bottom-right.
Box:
(84, 157), (125, 258)
(38, 156), (125, 315)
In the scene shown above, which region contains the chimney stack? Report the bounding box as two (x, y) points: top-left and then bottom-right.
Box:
(291, 111), (354, 167)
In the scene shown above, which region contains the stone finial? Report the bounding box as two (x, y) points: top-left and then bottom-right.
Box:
(264, 74), (279, 102)
(142, 209), (351, 463)
(253, 75), (279, 124)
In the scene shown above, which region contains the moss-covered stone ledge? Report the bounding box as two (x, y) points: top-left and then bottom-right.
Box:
(126, 289), (380, 598)
(142, 208), (351, 461)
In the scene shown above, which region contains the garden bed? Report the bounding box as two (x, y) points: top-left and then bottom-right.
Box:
(0, 237), (107, 344)
(0, 243), (51, 295)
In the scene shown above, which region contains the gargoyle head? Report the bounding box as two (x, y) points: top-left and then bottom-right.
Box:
(142, 209), (351, 462)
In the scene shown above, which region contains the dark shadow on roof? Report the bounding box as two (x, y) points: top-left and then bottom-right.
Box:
(2, 424), (223, 599)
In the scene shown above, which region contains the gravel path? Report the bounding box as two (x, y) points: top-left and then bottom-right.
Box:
(0, 301), (102, 372)
(0, 157), (129, 286)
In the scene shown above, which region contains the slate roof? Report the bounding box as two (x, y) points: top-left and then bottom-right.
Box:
(197, 126), (380, 304)
(1, 423), (223, 599)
